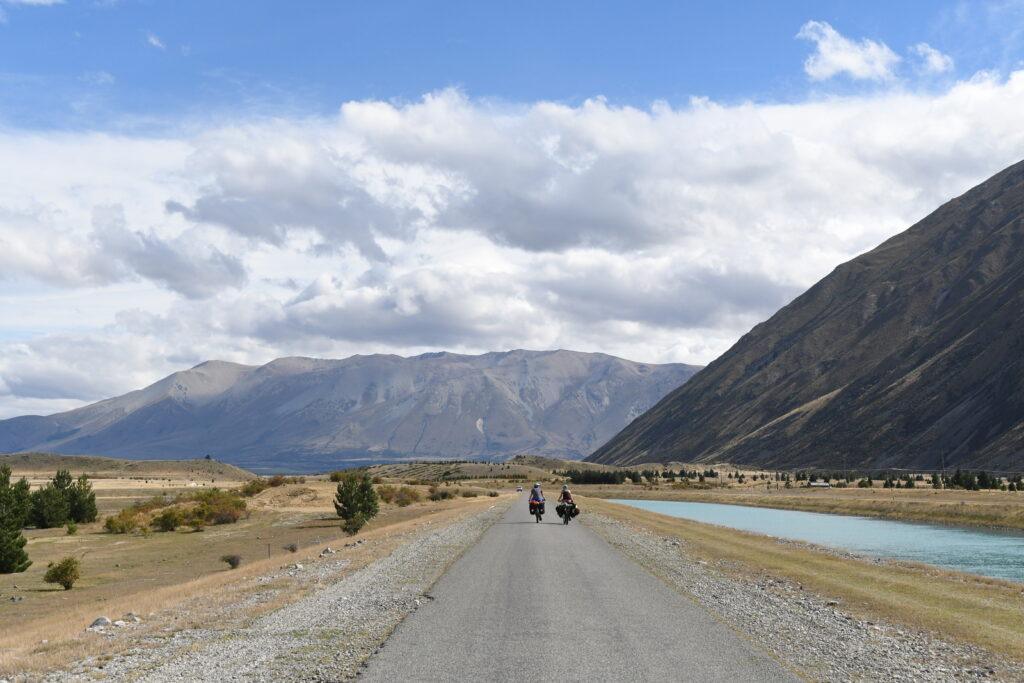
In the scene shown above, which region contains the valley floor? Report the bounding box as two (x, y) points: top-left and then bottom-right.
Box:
(6, 482), (1022, 681)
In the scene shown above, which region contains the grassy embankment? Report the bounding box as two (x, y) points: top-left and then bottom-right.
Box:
(583, 497), (1024, 664)
(0, 457), (517, 677)
(580, 484), (1024, 531)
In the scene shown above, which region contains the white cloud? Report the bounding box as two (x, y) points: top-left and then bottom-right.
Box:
(911, 42), (955, 74)
(81, 70), (116, 86)
(147, 33), (165, 50)
(797, 20), (901, 81)
(0, 0), (66, 5)
(5, 73), (1024, 416)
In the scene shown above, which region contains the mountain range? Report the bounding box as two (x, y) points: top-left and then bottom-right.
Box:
(589, 159), (1024, 472)
(0, 350), (698, 472)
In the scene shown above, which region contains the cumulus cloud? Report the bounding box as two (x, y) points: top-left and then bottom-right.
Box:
(6, 73), (1024, 416)
(147, 33), (165, 50)
(911, 42), (954, 74)
(797, 21), (901, 81)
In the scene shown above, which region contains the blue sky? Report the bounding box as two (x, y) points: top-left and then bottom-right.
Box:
(2, 1), (1022, 129)
(3, 0), (1024, 418)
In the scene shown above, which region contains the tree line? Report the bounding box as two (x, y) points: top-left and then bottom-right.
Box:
(1, 465), (98, 574)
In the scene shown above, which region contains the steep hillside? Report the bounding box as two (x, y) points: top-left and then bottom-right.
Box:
(589, 160), (1024, 472)
(0, 350), (698, 472)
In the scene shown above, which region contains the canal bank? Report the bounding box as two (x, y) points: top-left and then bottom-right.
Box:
(579, 485), (1024, 532)
(580, 496), (1024, 667)
(611, 498), (1024, 583)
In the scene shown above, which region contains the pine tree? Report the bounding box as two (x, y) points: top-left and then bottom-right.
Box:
(68, 474), (98, 523)
(30, 484), (70, 529)
(334, 473), (379, 535)
(0, 465), (32, 574)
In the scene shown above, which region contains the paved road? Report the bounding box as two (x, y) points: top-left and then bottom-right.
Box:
(360, 496), (798, 682)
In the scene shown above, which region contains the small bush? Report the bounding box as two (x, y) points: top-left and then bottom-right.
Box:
(240, 479), (269, 497)
(329, 471), (345, 482)
(394, 486), (422, 507)
(221, 554), (241, 569)
(488, 491), (499, 497)
(44, 557), (80, 590)
(461, 490), (478, 498)
(104, 511), (139, 534)
(428, 489), (455, 501)
(283, 542), (298, 553)
(66, 522), (78, 535)
(268, 474), (286, 487)
(376, 485), (399, 504)
(151, 508), (184, 532)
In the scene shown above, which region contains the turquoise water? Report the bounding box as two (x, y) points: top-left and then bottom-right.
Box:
(610, 499), (1024, 584)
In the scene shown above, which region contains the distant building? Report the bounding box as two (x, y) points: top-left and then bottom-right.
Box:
(809, 481), (831, 488)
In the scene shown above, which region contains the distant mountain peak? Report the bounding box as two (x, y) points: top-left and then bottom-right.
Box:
(0, 349), (700, 473)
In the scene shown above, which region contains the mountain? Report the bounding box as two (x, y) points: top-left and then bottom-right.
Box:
(0, 350), (698, 472)
(588, 160), (1024, 472)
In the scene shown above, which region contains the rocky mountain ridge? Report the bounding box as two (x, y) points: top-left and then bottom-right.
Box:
(589, 159), (1024, 472)
(0, 350), (698, 472)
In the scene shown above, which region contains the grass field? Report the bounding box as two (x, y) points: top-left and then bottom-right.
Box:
(0, 465), (516, 677)
(584, 497), (1024, 664)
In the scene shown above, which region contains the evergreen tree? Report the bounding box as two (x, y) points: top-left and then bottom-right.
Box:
(68, 474), (98, 523)
(8, 475), (31, 529)
(0, 465), (32, 573)
(30, 484), (70, 529)
(334, 473), (379, 535)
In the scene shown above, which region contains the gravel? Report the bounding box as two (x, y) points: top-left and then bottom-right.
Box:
(41, 500), (512, 683)
(581, 512), (1019, 682)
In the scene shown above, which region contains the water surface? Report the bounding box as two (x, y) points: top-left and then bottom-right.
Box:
(611, 499), (1024, 584)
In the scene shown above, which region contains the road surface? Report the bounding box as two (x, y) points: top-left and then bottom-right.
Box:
(360, 496), (798, 682)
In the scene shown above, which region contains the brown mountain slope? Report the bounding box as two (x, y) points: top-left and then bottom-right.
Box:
(588, 159), (1024, 472)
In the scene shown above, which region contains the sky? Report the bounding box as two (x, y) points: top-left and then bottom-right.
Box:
(2, 0), (1024, 418)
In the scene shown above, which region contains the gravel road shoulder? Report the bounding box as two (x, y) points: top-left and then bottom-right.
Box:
(39, 499), (512, 683)
(581, 512), (1018, 682)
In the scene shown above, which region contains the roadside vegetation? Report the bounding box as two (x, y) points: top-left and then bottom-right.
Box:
(0, 455), (515, 678)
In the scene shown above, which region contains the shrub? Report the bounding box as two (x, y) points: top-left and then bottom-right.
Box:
(376, 485), (398, 504)
(488, 491), (499, 497)
(189, 489), (247, 525)
(329, 471), (346, 483)
(268, 474), (286, 487)
(428, 489), (455, 501)
(283, 542), (298, 553)
(240, 479), (270, 497)
(221, 554), (241, 569)
(44, 556), (80, 590)
(104, 511), (139, 534)
(66, 522), (78, 535)
(394, 486), (422, 507)
(151, 508), (184, 532)
(461, 490), (478, 498)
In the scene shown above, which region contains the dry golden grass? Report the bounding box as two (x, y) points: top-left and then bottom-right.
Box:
(580, 483), (1024, 531)
(583, 497), (1024, 663)
(0, 474), (514, 678)
(2, 452), (255, 480)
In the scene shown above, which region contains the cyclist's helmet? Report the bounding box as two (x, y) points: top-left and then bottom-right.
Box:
(562, 484), (569, 489)
(533, 482), (540, 488)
